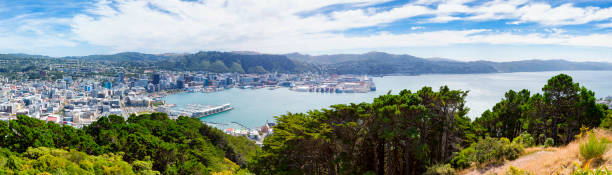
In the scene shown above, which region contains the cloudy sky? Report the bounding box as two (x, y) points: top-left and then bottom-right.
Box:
(1, 0), (612, 61)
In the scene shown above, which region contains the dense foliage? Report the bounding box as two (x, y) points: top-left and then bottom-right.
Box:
(0, 147), (158, 174)
(473, 74), (607, 145)
(579, 133), (610, 162)
(249, 86), (474, 174)
(423, 164), (455, 175)
(450, 137), (523, 168)
(249, 74), (608, 174)
(0, 113), (258, 174)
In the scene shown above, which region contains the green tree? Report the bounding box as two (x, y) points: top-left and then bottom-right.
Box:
(229, 62), (245, 73)
(247, 66), (268, 74)
(209, 60), (229, 72)
(543, 74), (580, 144)
(473, 74), (606, 146)
(0, 114), (257, 174)
(251, 86), (470, 174)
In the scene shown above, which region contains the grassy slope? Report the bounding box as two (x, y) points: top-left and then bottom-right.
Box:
(459, 129), (612, 175)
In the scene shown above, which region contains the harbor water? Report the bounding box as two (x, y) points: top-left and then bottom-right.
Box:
(163, 71), (612, 130)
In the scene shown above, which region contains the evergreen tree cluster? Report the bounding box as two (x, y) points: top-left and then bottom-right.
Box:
(474, 74), (607, 145)
(249, 74), (608, 174)
(0, 113), (258, 174)
(250, 86), (474, 174)
(0, 147), (158, 174)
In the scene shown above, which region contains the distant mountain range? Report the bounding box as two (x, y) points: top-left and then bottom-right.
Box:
(2, 51), (611, 75)
(61, 51), (318, 74)
(285, 51), (612, 75)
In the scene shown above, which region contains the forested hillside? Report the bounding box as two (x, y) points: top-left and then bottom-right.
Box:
(286, 52), (612, 75)
(157, 51), (317, 73)
(0, 113), (258, 174)
(5, 52), (612, 76)
(248, 74), (610, 174)
(63, 51), (318, 74)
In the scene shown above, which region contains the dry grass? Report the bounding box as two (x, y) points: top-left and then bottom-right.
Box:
(460, 129), (612, 175)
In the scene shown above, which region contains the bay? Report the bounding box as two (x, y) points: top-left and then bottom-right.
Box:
(163, 71), (612, 129)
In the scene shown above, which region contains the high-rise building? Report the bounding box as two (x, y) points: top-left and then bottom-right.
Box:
(176, 80), (185, 89)
(104, 82), (112, 89)
(152, 74), (161, 85)
(117, 72), (124, 84)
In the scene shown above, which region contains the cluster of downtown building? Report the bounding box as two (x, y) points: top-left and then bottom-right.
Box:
(597, 96), (612, 109)
(0, 68), (375, 128)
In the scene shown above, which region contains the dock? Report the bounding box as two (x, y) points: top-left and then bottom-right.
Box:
(171, 103), (233, 118)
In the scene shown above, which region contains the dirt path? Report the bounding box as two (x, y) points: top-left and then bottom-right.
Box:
(462, 151), (556, 175)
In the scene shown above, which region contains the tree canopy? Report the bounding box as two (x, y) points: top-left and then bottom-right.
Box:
(249, 74), (608, 174)
(249, 86), (474, 174)
(473, 74), (607, 145)
(0, 113), (258, 174)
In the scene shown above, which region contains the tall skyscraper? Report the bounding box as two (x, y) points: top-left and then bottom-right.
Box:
(117, 72), (124, 84)
(152, 74), (161, 85)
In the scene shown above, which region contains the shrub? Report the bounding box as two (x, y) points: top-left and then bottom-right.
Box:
(579, 134), (610, 162)
(471, 137), (524, 166)
(544, 138), (555, 148)
(362, 171), (376, 175)
(505, 166), (532, 175)
(572, 163), (612, 175)
(576, 126), (591, 140)
(473, 137), (504, 165)
(423, 164), (455, 175)
(512, 132), (535, 148)
(504, 143), (523, 161)
(450, 147), (474, 169)
(600, 113), (612, 129)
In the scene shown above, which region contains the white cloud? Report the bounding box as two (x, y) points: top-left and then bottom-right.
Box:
(0, 33), (77, 51)
(71, 0), (432, 53)
(513, 3), (612, 25)
(597, 22), (612, 28)
(427, 15), (462, 23)
(0, 14), (77, 53)
(411, 26), (426, 30)
(467, 0), (527, 21)
(424, 0), (612, 25)
(1, 0), (608, 58)
(230, 30), (612, 54)
(68, 0), (612, 55)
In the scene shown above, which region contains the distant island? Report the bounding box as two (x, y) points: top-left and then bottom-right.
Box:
(2, 51), (612, 76)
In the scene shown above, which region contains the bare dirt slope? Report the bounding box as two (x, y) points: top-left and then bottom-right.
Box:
(459, 129), (612, 175)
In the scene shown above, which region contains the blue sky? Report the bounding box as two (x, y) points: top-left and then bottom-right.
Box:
(1, 0), (612, 62)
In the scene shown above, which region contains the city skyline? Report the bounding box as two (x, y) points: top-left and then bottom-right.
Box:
(2, 0), (612, 61)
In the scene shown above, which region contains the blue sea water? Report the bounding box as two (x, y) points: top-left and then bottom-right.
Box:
(163, 71), (612, 129)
